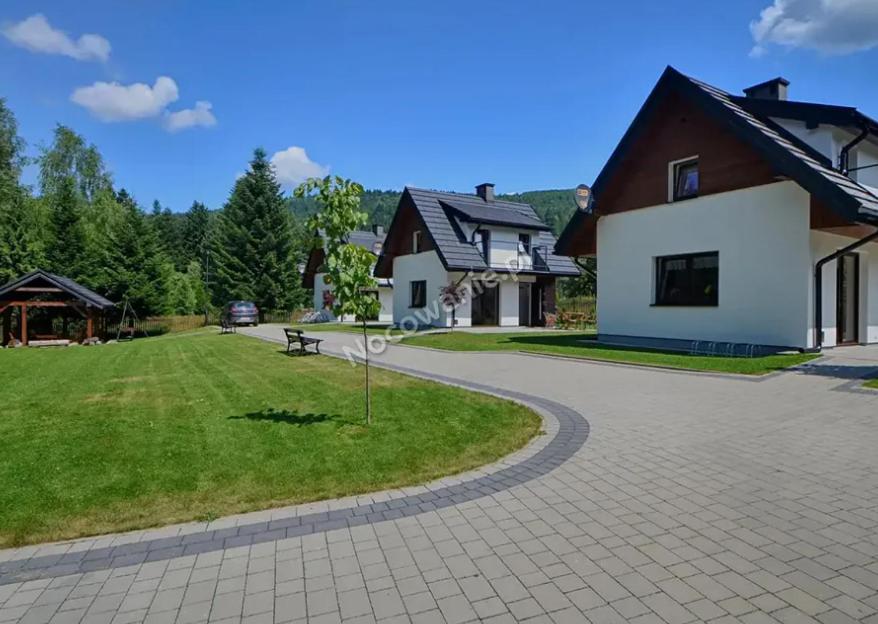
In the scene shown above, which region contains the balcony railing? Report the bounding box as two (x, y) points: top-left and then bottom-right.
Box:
(476, 240), (551, 272)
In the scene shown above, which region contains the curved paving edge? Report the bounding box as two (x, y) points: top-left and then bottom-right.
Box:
(0, 362), (590, 586)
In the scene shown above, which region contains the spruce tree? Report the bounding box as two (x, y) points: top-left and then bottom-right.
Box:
(181, 201), (211, 267)
(213, 148), (304, 311)
(45, 176), (87, 278)
(0, 98), (44, 282)
(103, 190), (169, 314)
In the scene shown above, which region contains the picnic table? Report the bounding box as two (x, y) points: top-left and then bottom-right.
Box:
(283, 328), (323, 355)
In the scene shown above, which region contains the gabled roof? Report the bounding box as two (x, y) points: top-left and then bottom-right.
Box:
(556, 66), (878, 255)
(0, 269), (114, 308)
(376, 187), (578, 277)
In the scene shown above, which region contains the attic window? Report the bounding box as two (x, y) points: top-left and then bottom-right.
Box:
(672, 158), (699, 201)
(413, 230), (423, 253)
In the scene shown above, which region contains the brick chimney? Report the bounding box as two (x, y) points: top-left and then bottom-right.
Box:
(475, 183), (495, 202)
(743, 77), (789, 101)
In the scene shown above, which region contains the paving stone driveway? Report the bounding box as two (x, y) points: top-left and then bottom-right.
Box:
(2, 327), (878, 624)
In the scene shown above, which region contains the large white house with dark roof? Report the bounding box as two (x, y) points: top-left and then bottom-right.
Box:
(556, 67), (878, 351)
(375, 184), (579, 328)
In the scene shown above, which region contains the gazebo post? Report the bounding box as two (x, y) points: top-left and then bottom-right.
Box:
(2, 308), (9, 346)
(20, 303), (27, 346)
(86, 310), (94, 340)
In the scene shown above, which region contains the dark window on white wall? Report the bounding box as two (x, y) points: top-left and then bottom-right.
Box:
(519, 233), (531, 254)
(655, 251), (718, 306)
(410, 280), (426, 308)
(673, 159), (699, 201)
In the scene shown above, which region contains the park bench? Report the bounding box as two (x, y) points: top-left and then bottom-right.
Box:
(220, 319), (237, 334)
(284, 328), (323, 355)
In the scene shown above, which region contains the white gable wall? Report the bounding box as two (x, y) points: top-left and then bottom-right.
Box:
(597, 181), (813, 348)
(392, 250), (450, 328)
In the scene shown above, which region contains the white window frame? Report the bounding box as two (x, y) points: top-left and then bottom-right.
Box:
(413, 230), (422, 254)
(668, 155), (699, 203)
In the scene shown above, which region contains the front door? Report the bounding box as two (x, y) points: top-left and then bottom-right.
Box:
(518, 284), (531, 326)
(471, 281), (499, 326)
(837, 253), (859, 345)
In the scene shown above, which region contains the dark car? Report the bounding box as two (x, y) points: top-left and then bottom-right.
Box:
(222, 301), (259, 326)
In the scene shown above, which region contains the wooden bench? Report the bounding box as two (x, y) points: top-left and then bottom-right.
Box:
(220, 319), (237, 334)
(284, 328), (323, 355)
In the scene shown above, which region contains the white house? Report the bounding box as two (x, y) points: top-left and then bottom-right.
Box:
(374, 185), (579, 328)
(302, 226), (393, 323)
(555, 67), (878, 351)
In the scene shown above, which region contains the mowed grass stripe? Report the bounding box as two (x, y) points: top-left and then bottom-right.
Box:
(0, 331), (539, 546)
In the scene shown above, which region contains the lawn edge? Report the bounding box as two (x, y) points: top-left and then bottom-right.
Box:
(395, 339), (821, 379)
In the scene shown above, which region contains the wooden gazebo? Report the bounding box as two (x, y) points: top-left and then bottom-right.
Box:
(0, 270), (114, 346)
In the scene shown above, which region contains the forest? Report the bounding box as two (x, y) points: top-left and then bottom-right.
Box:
(0, 96), (592, 319)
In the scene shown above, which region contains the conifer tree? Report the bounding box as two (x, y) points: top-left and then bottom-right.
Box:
(213, 148), (304, 311)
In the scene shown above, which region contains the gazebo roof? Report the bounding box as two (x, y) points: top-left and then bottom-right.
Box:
(0, 270), (114, 309)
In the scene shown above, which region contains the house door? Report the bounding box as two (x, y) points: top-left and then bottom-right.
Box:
(471, 282), (499, 326)
(837, 253), (859, 345)
(518, 284), (531, 326)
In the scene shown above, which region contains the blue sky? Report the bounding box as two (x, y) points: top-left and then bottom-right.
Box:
(2, 0), (878, 211)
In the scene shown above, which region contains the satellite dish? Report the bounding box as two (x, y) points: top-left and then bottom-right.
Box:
(574, 184), (594, 213)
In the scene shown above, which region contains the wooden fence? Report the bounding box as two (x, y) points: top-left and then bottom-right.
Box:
(105, 309), (310, 339)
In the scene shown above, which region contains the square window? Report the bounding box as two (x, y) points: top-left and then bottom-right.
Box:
(410, 280), (426, 308)
(673, 159), (699, 201)
(655, 251), (718, 306)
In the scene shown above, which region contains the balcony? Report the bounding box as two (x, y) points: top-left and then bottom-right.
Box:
(477, 240), (551, 272)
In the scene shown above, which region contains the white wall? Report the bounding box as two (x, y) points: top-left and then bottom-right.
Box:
(314, 273), (393, 323)
(772, 118), (878, 188)
(597, 181), (813, 348)
(810, 231), (878, 347)
(392, 251), (450, 328)
(313, 273), (331, 314)
(499, 280), (520, 326)
(377, 287), (393, 323)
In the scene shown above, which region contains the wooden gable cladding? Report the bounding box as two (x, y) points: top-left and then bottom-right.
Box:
(811, 196), (876, 239)
(374, 193), (435, 278)
(561, 213), (597, 257)
(596, 91), (780, 216)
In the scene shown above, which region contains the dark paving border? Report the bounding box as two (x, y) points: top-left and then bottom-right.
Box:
(0, 353), (590, 586)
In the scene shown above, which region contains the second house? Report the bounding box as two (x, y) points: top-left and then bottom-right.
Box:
(375, 184), (578, 328)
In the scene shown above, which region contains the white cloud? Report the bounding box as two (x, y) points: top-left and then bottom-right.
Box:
(164, 101), (217, 132)
(750, 0), (878, 56)
(2, 14), (110, 62)
(270, 147), (329, 187)
(71, 76), (178, 122)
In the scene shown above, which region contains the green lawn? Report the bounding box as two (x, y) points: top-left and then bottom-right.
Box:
(0, 331), (539, 547)
(865, 379), (878, 389)
(401, 331), (818, 375)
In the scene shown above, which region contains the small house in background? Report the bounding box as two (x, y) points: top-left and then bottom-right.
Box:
(0, 269), (114, 346)
(302, 225), (393, 322)
(556, 66), (878, 351)
(374, 185), (579, 328)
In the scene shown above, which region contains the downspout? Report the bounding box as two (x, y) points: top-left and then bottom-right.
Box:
(810, 227), (878, 352)
(839, 124), (869, 176)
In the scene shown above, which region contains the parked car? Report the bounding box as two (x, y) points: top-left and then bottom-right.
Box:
(222, 301), (259, 326)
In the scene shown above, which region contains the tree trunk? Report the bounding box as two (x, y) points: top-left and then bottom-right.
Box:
(362, 320), (371, 425)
